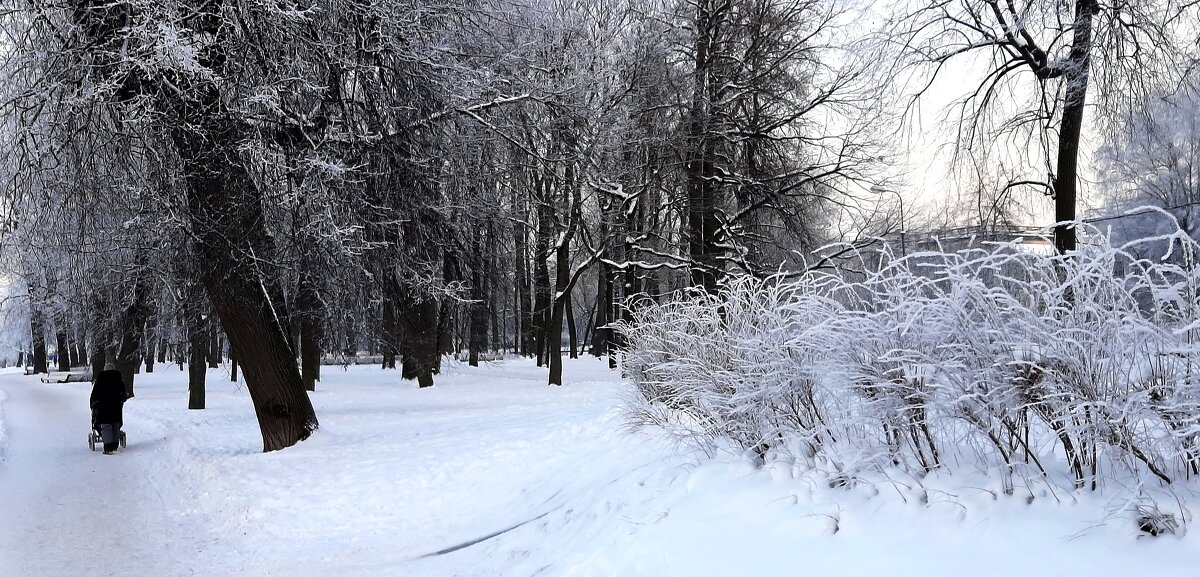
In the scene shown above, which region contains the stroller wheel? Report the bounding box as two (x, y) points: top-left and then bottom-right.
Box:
(119, 432), (127, 449)
(88, 433), (96, 452)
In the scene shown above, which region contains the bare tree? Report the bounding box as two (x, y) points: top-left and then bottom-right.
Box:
(887, 0), (1199, 253)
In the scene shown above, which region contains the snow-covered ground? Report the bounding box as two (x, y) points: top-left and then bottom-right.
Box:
(0, 358), (1196, 577)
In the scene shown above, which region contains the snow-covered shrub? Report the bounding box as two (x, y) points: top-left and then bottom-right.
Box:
(619, 215), (1200, 492)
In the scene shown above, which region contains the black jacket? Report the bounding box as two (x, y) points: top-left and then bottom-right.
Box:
(90, 370), (129, 425)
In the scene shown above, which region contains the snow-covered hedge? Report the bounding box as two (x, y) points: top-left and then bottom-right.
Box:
(620, 219), (1200, 492)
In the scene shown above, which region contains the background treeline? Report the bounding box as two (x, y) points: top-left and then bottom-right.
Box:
(0, 0), (879, 449)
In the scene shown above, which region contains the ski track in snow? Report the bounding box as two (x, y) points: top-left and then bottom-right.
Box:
(1, 359), (1199, 577)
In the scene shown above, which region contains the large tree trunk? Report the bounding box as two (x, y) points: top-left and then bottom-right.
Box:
(69, 0), (316, 451)
(170, 105), (317, 450)
(1052, 0), (1099, 255)
(177, 132), (318, 448)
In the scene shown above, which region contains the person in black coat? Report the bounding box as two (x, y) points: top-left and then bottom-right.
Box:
(90, 365), (129, 454)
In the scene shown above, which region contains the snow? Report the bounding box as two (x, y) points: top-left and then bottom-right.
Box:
(0, 358), (1197, 577)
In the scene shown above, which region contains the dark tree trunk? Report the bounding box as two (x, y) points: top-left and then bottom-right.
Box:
(346, 315), (359, 357)
(156, 330), (167, 365)
(514, 193), (532, 357)
(170, 104), (317, 450)
(548, 235), (571, 385)
(1052, 0), (1099, 255)
(533, 196), (553, 367)
(508, 157), (532, 357)
(592, 259), (611, 358)
(381, 295), (397, 369)
(437, 248), (459, 368)
(29, 282), (48, 374)
(70, 0), (317, 450)
(686, 0), (725, 293)
(144, 310), (157, 373)
(55, 320), (70, 372)
(178, 140), (319, 448)
(230, 351), (239, 382)
(398, 290), (439, 388)
(296, 272), (323, 392)
(114, 275), (152, 398)
(207, 327), (221, 368)
(566, 292), (578, 359)
(74, 328), (87, 369)
(468, 242), (488, 367)
(548, 147), (583, 386)
(187, 299), (207, 410)
(90, 326), (108, 381)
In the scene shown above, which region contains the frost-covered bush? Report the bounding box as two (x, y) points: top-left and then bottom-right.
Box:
(619, 217), (1200, 492)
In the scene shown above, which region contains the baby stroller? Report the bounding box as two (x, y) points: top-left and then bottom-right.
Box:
(89, 367), (130, 453)
(88, 420), (126, 452)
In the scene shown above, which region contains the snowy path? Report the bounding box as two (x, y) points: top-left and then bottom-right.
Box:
(0, 372), (218, 577)
(0, 359), (680, 577)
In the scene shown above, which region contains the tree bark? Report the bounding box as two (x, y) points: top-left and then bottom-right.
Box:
(398, 290), (439, 388)
(1052, 0), (1099, 255)
(468, 241), (488, 367)
(296, 271), (323, 392)
(548, 236), (571, 385)
(591, 259), (611, 358)
(144, 310), (157, 373)
(187, 300), (207, 410)
(114, 275), (152, 397)
(73, 325), (87, 369)
(29, 281), (48, 374)
(54, 319), (70, 372)
(686, 0), (725, 292)
(381, 294), (398, 369)
(533, 183), (553, 367)
(566, 292), (578, 359)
